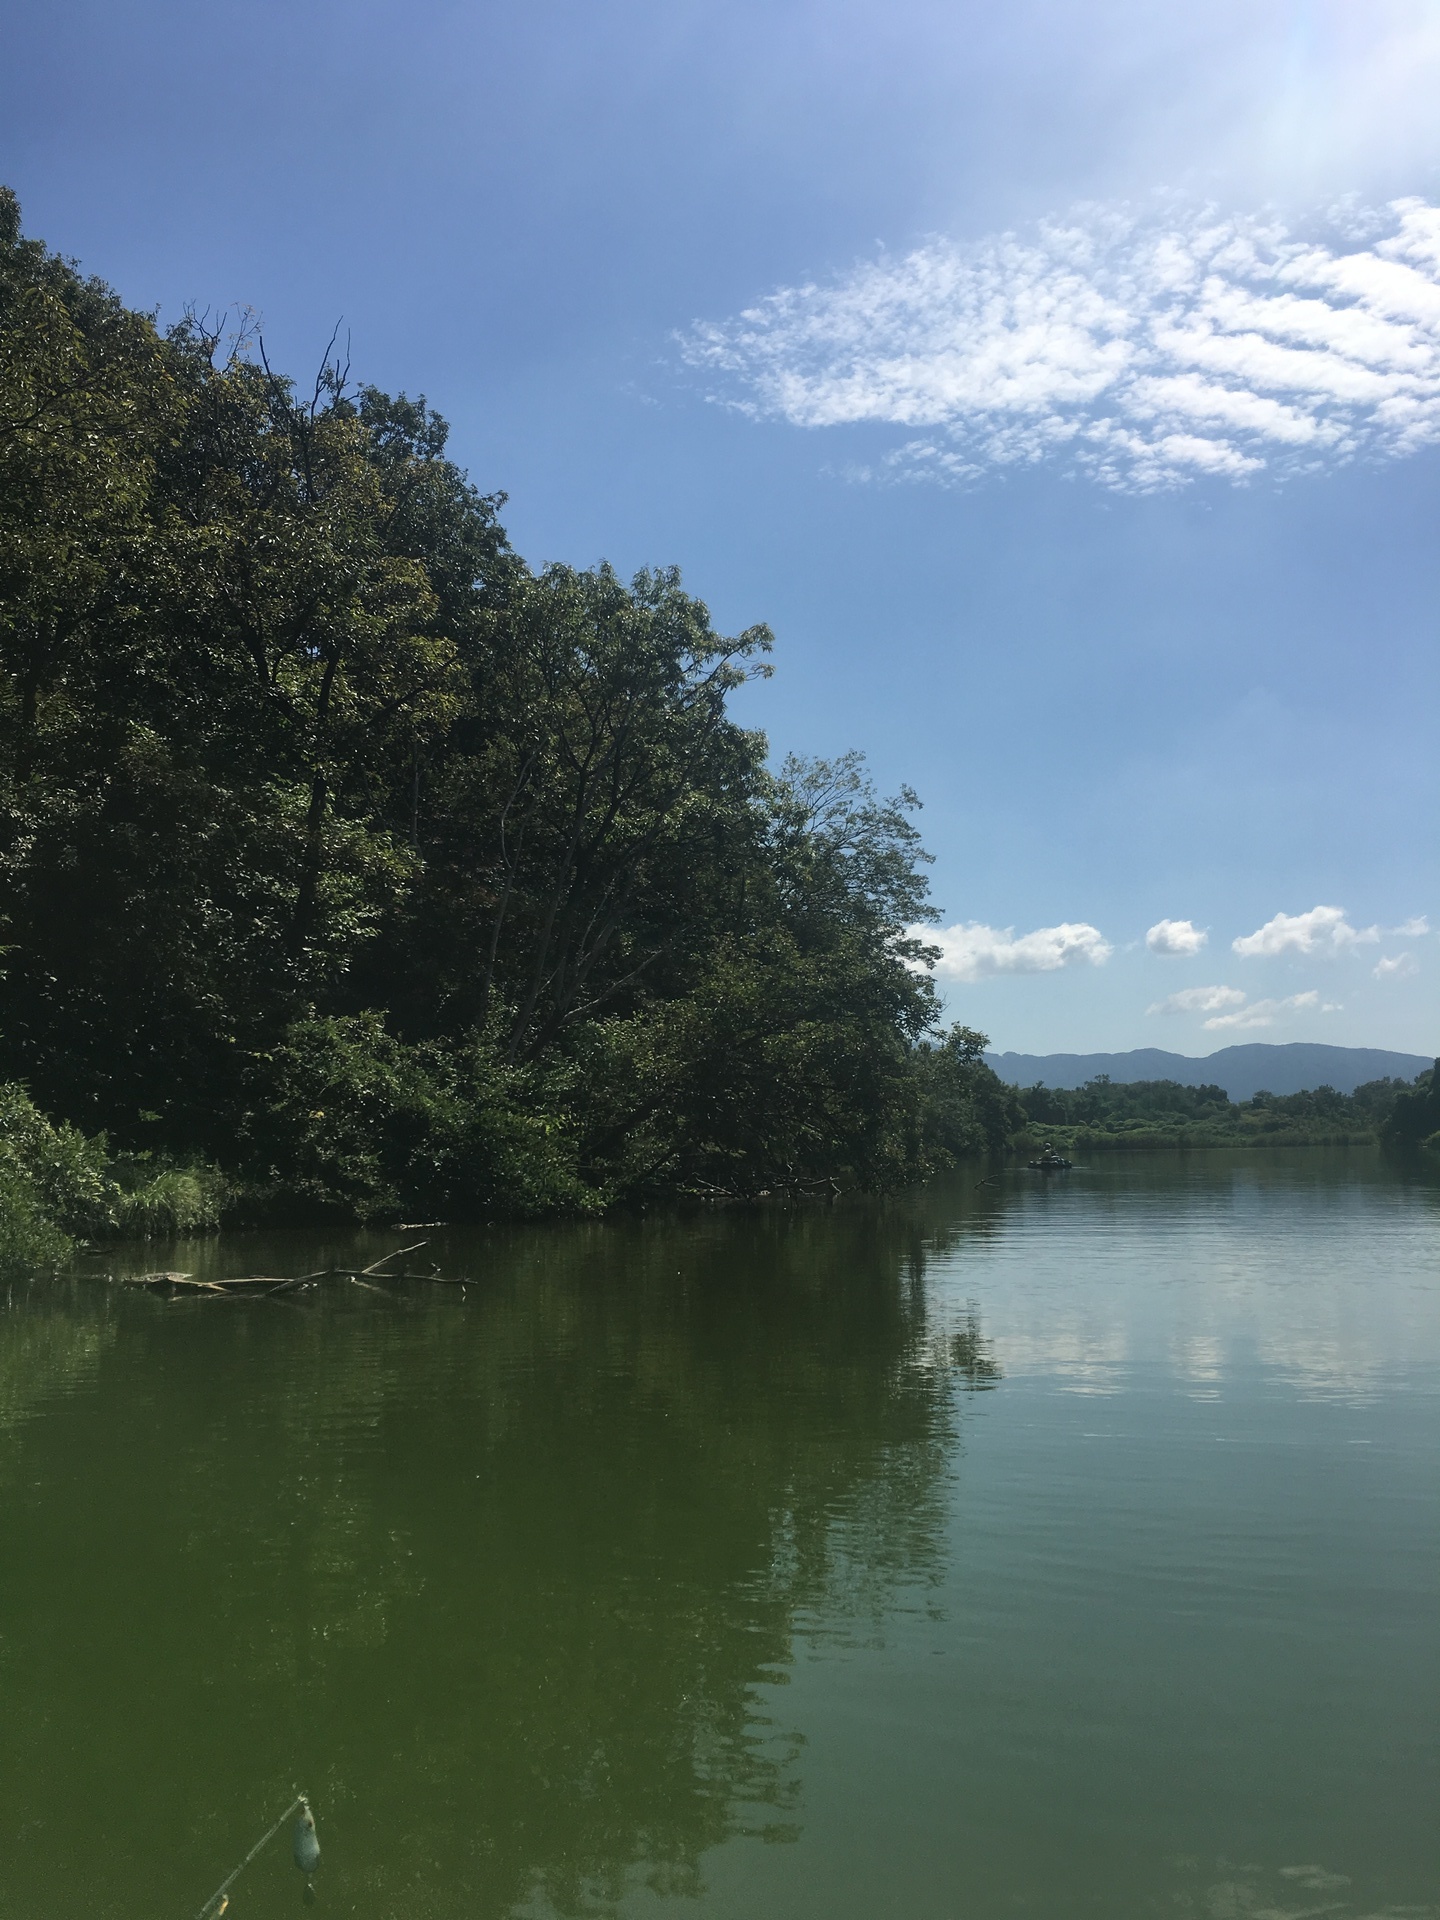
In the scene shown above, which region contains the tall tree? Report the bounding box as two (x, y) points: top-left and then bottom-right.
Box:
(0, 190), (1012, 1222)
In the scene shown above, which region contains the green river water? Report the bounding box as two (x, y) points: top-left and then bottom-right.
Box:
(1, 1150), (1436, 1920)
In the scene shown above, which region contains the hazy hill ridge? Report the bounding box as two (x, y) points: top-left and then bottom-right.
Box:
(984, 1043), (1433, 1102)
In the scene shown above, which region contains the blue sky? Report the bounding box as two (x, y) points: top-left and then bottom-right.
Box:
(4, 0), (1437, 1056)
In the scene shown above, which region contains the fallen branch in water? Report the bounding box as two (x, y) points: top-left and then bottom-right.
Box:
(361, 1238), (431, 1274)
(120, 1243), (476, 1296)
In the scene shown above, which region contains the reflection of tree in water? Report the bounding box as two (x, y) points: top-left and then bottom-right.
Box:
(949, 1312), (1002, 1389)
(0, 1286), (112, 1446)
(0, 1193), (1004, 1920)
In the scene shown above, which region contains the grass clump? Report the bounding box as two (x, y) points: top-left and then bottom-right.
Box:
(112, 1160), (228, 1237)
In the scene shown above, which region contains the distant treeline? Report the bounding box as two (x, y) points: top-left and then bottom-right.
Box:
(1014, 1069), (1440, 1152)
(0, 187), (1013, 1265)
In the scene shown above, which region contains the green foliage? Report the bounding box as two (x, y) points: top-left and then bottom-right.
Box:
(0, 1078), (113, 1275)
(0, 1165), (71, 1279)
(915, 1025), (1023, 1164)
(0, 1079), (117, 1236)
(1018, 1075), (1231, 1130)
(1379, 1060), (1440, 1152)
(0, 1076), (226, 1268)
(0, 191), (984, 1224)
(239, 1013), (594, 1221)
(1013, 1072), (1425, 1150)
(111, 1160), (228, 1237)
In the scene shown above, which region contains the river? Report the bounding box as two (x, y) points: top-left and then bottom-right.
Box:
(1, 1149), (1436, 1920)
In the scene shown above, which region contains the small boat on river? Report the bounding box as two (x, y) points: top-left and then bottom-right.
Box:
(1027, 1145), (1072, 1172)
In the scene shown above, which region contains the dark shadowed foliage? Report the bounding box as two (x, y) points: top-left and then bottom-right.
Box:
(0, 191), (1015, 1233)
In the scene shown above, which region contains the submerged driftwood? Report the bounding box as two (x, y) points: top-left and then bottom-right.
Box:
(124, 1241), (475, 1296)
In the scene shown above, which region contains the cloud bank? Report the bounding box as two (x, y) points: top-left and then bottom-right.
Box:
(1146, 918), (1208, 955)
(684, 198), (1440, 489)
(1232, 904), (1379, 956)
(1204, 990), (1334, 1031)
(1150, 985), (1338, 1029)
(1149, 985), (1246, 1015)
(926, 920), (1112, 982)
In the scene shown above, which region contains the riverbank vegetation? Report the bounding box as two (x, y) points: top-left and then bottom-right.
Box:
(1378, 1061), (1440, 1153)
(0, 1083), (226, 1277)
(0, 188), (1012, 1255)
(1013, 1070), (1436, 1153)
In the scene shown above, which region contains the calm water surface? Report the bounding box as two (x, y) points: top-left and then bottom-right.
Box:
(2, 1150), (1437, 1920)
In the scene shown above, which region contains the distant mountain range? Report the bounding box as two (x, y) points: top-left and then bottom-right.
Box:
(983, 1042), (1434, 1102)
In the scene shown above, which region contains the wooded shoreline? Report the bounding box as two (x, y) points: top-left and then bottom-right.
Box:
(1, 190), (1436, 1281)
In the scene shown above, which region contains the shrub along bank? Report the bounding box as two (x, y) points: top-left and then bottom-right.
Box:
(0, 1082), (225, 1277)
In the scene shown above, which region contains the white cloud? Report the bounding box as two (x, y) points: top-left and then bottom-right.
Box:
(925, 920), (1112, 982)
(1148, 984), (1343, 1027)
(1204, 990), (1329, 1031)
(1374, 951), (1419, 978)
(1388, 915), (1430, 936)
(1149, 985), (1246, 1015)
(1231, 904), (1378, 957)
(683, 198), (1440, 489)
(1146, 917), (1208, 956)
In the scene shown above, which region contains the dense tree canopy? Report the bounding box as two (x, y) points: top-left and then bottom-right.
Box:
(1380, 1061), (1440, 1152)
(0, 190), (1009, 1227)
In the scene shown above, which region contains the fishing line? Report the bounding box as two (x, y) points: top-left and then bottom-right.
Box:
(193, 1793), (318, 1919)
